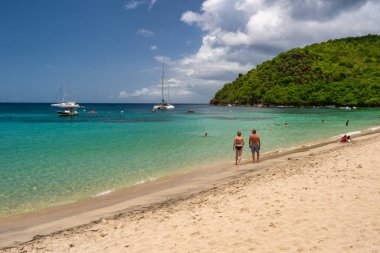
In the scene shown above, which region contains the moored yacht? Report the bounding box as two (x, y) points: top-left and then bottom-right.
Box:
(51, 87), (81, 116)
(153, 64), (175, 112)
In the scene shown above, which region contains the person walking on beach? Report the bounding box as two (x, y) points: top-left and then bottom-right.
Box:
(249, 129), (261, 163)
(233, 131), (244, 165)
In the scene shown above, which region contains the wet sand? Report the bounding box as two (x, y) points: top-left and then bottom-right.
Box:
(1, 130), (380, 252)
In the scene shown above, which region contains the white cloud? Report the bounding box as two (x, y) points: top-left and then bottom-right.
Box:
(137, 28), (154, 37)
(119, 88), (156, 98)
(124, 0), (158, 10)
(150, 45), (158, 50)
(154, 55), (172, 64)
(124, 0), (144, 10)
(166, 78), (181, 86)
(132, 88), (151, 96)
(124, 0), (380, 103)
(119, 91), (129, 98)
(148, 0), (158, 10)
(168, 0), (380, 102)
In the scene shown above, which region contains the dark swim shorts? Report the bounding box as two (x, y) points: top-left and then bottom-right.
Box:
(250, 144), (260, 153)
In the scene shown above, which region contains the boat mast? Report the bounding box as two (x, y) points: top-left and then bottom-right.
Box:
(62, 87), (68, 102)
(55, 86), (63, 103)
(161, 63), (165, 103)
(166, 65), (170, 103)
(167, 84), (170, 104)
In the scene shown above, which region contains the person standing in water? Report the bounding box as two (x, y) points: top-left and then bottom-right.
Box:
(346, 120), (349, 126)
(233, 131), (244, 165)
(249, 129), (261, 163)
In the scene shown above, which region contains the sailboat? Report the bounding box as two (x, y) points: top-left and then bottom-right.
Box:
(51, 86), (81, 116)
(152, 64), (175, 111)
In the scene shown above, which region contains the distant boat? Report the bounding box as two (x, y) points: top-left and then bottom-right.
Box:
(187, 109), (195, 113)
(88, 108), (97, 114)
(153, 64), (175, 111)
(51, 87), (80, 116)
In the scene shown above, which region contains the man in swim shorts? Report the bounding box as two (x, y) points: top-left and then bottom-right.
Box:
(249, 129), (261, 163)
(233, 131), (244, 165)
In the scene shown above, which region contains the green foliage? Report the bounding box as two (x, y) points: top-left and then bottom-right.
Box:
(210, 35), (380, 107)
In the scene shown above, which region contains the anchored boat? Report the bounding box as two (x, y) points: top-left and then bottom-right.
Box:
(51, 87), (81, 116)
(153, 64), (175, 112)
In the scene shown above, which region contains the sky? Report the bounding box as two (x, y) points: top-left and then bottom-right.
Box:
(1, 0), (380, 103)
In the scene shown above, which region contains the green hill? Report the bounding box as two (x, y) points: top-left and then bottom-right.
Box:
(210, 35), (380, 107)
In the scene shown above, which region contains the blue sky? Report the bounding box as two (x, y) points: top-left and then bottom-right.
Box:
(1, 0), (380, 103)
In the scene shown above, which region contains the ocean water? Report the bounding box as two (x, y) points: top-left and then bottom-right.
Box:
(0, 103), (379, 218)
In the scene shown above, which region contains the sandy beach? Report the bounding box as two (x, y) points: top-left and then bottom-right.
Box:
(1, 132), (380, 252)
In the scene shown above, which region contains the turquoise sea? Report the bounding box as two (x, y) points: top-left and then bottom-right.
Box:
(0, 103), (379, 218)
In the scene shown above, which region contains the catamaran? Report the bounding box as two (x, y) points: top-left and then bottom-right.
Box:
(153, 64), (175, 111)
(51, 87), (81, 116)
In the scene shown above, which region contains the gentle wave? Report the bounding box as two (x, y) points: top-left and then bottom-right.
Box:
(345, 131), (362, 136)
(368, 126), (380, 131)
(94, 190), (113, 197)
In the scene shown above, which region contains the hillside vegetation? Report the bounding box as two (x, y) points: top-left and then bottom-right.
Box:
(210, 35), (380, 107)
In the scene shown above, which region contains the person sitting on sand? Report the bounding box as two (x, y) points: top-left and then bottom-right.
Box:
(249, 129), (261, 163)
(233, 131), (244, 165)
(341, 135), (347, 143)
(347, 135), (351, 143)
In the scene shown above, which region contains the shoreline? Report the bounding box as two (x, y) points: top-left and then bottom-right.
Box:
(1, 127), (380, 249)
(209, 103), (380, 109)
(0, 125), (363, 220)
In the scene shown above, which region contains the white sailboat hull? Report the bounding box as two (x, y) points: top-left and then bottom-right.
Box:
(153, 103), (175, 111)
(51, 102), (81, 108)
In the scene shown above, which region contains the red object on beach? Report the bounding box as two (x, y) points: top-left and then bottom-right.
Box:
(341, 135), (347, 142)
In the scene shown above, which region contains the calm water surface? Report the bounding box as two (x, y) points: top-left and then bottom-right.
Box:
(0, 103), (379, 217)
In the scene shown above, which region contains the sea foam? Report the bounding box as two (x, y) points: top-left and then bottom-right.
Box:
(368, 126), (380, 131)
(94, 190), (113, 197)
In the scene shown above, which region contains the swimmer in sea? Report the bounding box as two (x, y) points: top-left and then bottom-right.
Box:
(233, 131), (245, 165)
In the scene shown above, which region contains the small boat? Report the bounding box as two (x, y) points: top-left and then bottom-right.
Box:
(56, 108), (79, 116)
(187, 109), (195, 113)
(153, 64), (175, 112)
(51, 87), (81, 116)
(51, 102), (80, 116)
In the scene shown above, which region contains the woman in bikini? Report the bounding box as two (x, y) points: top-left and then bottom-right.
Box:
(233, 131), (245, 165)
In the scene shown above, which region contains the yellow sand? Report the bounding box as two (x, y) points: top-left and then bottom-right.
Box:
(2, 134), (380, 253)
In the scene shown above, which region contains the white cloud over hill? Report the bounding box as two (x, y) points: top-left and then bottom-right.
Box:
(126, 0), (380, 103)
